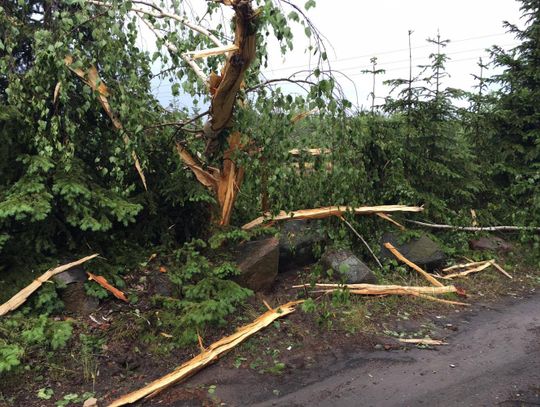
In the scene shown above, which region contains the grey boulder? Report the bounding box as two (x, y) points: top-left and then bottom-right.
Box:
(234, 237), (279, 291)
(321, 249), (378, 284)
(279, 219), (326, 271)
(469, 237), (513, 253)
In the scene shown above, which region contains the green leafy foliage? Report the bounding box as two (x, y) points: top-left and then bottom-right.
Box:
(0, 311), (73, 373)
(152, 238), (252, 346)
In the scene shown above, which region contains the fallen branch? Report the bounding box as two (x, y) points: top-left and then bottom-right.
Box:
(404, 219), (540, 232)
(242, 205), (424, 230)
(292, 283), (468, 306)
(0, 254), (99, 316)
(293, 283), (457, 295)
(397, 338), (448, 346)
(376, 212), (405, 230)
(87, 272), (128, 302)
(288, 148), (331, 156)
(492, 262), (513, 279)
(109, 300), (302, 406)
(383, 242), (444, 287)
(443, 260), (490, 272)
(440, 259), (513, 280)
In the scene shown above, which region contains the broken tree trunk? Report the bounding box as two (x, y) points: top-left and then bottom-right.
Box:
(0, 254), (99, 316)
(242, 205), (424, 230)
(176, 131), (245, 225)
(203, 0), (257, 156)
(109, 300), (302, 406)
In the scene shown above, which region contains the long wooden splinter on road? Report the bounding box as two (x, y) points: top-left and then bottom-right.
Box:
(109, 300), (302, 406)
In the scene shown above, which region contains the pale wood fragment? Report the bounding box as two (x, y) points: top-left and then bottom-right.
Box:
(292, 283), (468, 306)
(242, 205), (424, 230)
(109, 300), (302, 406)
(185, 44), (239, 60)
(0, 254), (99, 316)
(383, 242), (444, 287)
(440, 260), (495, 280)
(398, 338), (448, 345)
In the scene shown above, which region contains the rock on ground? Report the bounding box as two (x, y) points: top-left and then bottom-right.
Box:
(53, 267), (98, 314)
(279, 220), (326, 271)
(469, 236), (513, 252)
(234, 237), (279, 291)
(320, 249), (378, 284)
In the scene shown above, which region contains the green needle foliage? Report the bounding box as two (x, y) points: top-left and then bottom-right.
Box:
(488, 0), (540, 231)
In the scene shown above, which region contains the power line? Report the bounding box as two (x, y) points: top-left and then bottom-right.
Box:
(265, 32), (513, 73)
(334, 43), (518, 74)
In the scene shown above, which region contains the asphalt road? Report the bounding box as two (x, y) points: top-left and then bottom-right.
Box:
(253, 293), (540, 407)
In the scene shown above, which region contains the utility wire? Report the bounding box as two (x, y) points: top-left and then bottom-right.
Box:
(264, 32), (514, 73)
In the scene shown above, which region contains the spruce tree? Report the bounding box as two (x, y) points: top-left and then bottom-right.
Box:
(489, 0), (540, 226)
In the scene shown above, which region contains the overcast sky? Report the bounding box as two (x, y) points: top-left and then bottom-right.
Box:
(152, 0), (524, 109)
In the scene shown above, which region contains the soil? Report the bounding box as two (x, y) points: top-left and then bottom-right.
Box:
(1, 260), (539, 407)
(143, 290), (540, 407)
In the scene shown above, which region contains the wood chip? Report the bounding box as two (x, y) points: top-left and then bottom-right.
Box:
(87, 272), (128, 302)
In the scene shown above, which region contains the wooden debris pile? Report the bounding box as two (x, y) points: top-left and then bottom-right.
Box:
(437, 259), (512, 280)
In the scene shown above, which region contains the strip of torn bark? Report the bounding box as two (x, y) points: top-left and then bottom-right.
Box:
(383, 242), (444, 287)
(108, 300), (302, 406)
(86, 272), (128, 302)
(0, 254), (99, 316)
(242, 205), (424, 230)
(175, 143), (219, 190)
(209, 1), (257, 134)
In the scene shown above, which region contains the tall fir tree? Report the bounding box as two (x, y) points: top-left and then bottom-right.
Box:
(489, 0), (540, 226)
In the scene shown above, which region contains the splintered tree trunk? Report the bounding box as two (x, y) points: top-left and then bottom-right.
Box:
(176, 0), (257, 226)
(203, 0), (257, 156)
